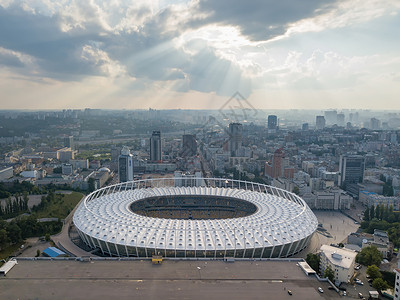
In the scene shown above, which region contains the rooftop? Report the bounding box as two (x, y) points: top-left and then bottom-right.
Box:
(320, 245), (357, 269)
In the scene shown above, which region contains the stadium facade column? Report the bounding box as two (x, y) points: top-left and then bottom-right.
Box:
(105, 241), (112, 257)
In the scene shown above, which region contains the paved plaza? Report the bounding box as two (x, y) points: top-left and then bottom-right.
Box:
(0, 259), (340, 299)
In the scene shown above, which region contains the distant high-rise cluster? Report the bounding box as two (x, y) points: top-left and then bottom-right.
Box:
(150, 131), (162, 162)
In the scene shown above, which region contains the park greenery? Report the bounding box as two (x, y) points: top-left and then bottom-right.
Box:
(323, 265), (335, 282)
(356, 246), (383, 267)
(0, 190), (83, 259)
(362, 204), (400, 247)
(367, 265), (382, 280)
(0, 192), (29, 219)
(372, 277), (390, 292)
(306, 253), (320, 273)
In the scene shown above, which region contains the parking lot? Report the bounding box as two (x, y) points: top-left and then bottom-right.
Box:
(0, 259), (340, 299)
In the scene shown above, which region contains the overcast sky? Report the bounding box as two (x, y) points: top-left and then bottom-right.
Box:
(0, 0), (399, 110)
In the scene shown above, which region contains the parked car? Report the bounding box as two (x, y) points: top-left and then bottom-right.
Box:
(358, 293), (363, 298)
(318, 287), (324, 293)
(355, 279), (364, 285)
(287, 290), (292, 296)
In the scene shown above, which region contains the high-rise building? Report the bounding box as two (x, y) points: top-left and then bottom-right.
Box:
(182, 134), (197, 157)
(324, 110), (337, 125)
(338, 155), (365, 188)
(370, 118), (380, 130)
(118, 146), (134, 183)
(302, 123), (309, 131)
(265, 148), (285, 178)
(267, 115), (278, 130)
(316, 116), (326, 130)
(228, 123), (242, 157)
(150, 131), (162, 162)
(110, 145), (122, 171)
(64, 135), (74, 149)
(337, 113), (345, 127)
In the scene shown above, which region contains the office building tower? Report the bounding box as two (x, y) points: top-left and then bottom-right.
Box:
(118, 146), (134, 183)
(265, 148), (287, 178)
(370, 118), (380, 130)
(267, 115), (278, 130)
(316, 116), (326, 130)
(338, 155), (365, 187)
(337, 113), (345, 127)
(228, 123), (243, 157)
(110, 145), (122, 171)
(64, 135), (74, 149)
(150, 131), (162, 162)
(324, 110), (337, 125)
(302, 123), (309, 131)
(182, 134), (197, 157)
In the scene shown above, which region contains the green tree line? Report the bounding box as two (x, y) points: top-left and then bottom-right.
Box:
(0, 192), (29, 219)
(0, 216), (62, 251)
(362, 204), (400, 247)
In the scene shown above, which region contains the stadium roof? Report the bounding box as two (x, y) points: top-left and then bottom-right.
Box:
(74, 180), (318, 252)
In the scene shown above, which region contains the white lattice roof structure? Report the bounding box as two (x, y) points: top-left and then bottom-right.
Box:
(73, 178), (318, 258)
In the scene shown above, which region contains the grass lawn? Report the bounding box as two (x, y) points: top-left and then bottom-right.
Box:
(33, 191), (84, 219)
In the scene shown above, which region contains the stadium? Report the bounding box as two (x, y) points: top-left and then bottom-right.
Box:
(73, 178), (318, 258)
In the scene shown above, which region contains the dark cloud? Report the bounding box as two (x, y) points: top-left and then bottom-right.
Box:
(191, 0), (337, 41)
(0, 0), (335, 96)
(0, 5), (107, 80)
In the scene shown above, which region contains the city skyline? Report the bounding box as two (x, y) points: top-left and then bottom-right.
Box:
(0, 0), (399, 110)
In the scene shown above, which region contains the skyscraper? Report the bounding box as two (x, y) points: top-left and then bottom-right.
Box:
(182, 134), (197, 157)
(267, 115), (278, 130)
(64, 135), (74, 149)
(228, 123), (242, 157)
(118, 146), (134, 183)
(264, 148), (287, 178)
(324, 110), (337, 125)
(337, 113), (345, 127)
(316, 116), (326, 130)
(150, 131), (162, 162)
(338, 154), (365, 188)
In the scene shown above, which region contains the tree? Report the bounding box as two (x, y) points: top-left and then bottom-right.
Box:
(367, 265), (382, 280)
(306, 253), (320, 272)
(370, 205), (375, 220)
(6, 222), (22, 244)
(0, 229), (8, 250)
(36, 249), (40, 257)
(363, 207), (370, 221)
(375, 205), (381, 220)
(372, 278), (389, 292)
(324, 265), (335, 282)
(356, 246), (383, 267)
